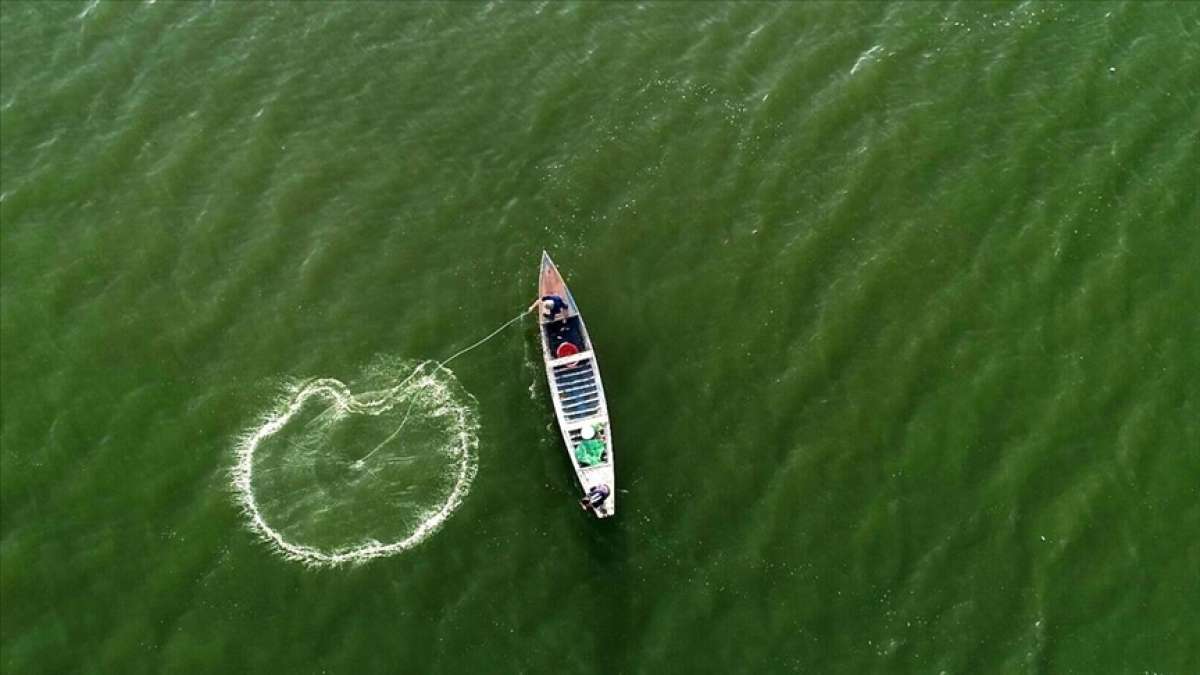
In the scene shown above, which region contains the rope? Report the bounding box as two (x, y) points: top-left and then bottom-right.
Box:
(437, 308), (532, 369)
(353, 305), (533, 468)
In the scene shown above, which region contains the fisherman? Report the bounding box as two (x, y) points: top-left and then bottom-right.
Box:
(580, 484), (611, 512)
(530, 294), (567, 321)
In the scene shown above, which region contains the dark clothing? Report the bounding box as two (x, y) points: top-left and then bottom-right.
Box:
(541, 295), (567, 318)
(586, 485), (611, 507)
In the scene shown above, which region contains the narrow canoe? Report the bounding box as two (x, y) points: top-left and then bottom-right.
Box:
(537, 251), (616, 518)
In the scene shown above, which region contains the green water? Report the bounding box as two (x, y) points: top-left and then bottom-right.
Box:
(2, 1), (1198, 672)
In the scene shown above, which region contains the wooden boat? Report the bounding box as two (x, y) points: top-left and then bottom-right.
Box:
(537, 251), (616, 518)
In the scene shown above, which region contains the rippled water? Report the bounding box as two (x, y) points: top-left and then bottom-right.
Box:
(2, 1), (1198, 672)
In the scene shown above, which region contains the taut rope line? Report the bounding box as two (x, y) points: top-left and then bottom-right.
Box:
(352, 306), (533, 468)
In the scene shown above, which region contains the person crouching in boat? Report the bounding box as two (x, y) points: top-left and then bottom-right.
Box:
(530, 294), (567, 322)
(581, 484), (611, 513)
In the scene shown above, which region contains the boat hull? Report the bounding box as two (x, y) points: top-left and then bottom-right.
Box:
(537, 252), (616, 518)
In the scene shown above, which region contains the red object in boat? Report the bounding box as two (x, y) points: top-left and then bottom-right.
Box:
(556, 342), (579, 358)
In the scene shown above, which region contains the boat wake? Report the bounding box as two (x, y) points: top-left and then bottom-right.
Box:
(231, 356), (479, 567)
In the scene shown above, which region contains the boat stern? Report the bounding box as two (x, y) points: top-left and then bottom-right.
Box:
(580, 465), (616, 518)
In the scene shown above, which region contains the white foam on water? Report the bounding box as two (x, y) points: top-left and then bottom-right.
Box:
(77, 0), (100, 20)
(850, 44), (883, 76)
(231, 361), (479, 567)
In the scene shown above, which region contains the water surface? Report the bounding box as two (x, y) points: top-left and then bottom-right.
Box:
(2, 2), (1198, 673)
